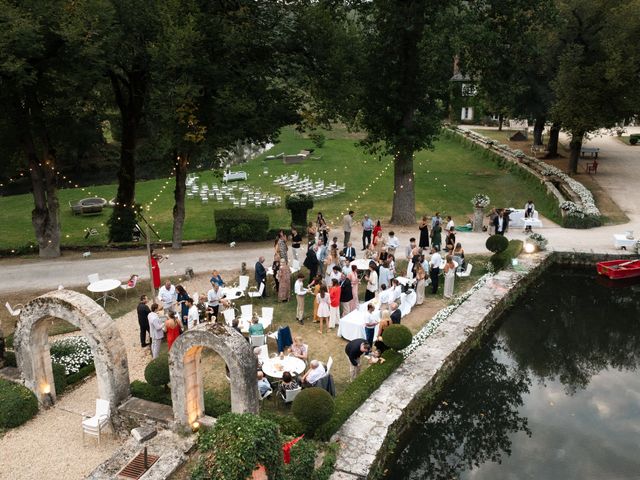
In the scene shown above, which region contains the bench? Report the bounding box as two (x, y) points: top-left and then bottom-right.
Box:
(580, 146), (599, 158)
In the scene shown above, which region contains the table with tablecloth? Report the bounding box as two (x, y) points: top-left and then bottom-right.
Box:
(508, 208), (543, 228)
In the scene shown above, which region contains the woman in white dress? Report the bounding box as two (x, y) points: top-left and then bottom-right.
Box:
(415, 263), (426, 305)
(316, 285), (331, 335)
(443, 254), (456, 299)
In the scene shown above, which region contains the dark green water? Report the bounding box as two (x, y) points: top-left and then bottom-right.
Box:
(388, 265), (640, 480)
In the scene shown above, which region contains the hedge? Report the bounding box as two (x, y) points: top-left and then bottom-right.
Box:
(316, 350), (403, 440)
(214, 209), (269, 242)
(0, 378), (39, 428)
(144, 353), (170, 388)
(130, 380), (231, 417)
(490, 239), (524, 271)
(284, 439), (316, 480)
(66, 363), (96, 386)
(52, 363), (68, 395)
(561, 214), (602, 229)
(192, 413), (283, 480)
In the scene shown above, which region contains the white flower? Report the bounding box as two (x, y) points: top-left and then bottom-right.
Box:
(471, 194), (490, 208)
(50, 336), (94, 375)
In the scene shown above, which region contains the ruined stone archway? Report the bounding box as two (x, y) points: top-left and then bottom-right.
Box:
(169, 323), (259, 430)
(14, 289), (130, 407)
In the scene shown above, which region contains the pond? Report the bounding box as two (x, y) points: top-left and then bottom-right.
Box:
(387, 264), (640, 479)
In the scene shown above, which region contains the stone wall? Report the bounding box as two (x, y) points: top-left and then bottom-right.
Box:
(330, 253), (552, 479)
(169, 322), (259, 431)
(14, 289), (130, 407)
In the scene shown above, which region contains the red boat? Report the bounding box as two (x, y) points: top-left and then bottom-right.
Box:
(596, 259), (640, 279)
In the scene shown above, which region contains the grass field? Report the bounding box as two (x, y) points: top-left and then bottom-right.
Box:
(0, 127), (560, 251)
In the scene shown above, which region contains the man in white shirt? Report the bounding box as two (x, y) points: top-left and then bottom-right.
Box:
(158, 280), (176, 313)
(207, 283), (221, 321)
(148, 303), (164, 359)
(343, 210), (354, 246)
(316, 240), (327, 276)
(301, 359), (326, 387)
(364, 264), (378, 301)
(186, 297), (199, 330)
(405, 237), (417, 260)
(387, 231), (400, 255)
(364, 304), (380, 346)
(391, 278), (402, 304)
(379, 284), (393, 307)
(294, 273), (307, 325)
(445, 216), (455, 231)
(429, 247), (443, 294)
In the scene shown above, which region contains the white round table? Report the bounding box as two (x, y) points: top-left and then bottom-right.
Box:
(352, 258), (376, 271)
(261, 356), (306, 379)
(87, 279), (121, 307)
(221, 287), (244, 301)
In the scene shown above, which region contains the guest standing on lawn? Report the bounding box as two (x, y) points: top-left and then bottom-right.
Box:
(339, 272), (353, 316)
(307, 221), (317, 248)
(176, 285), (189, 328)
(364, 263), (378, 301)
(158, 280), (177, 313)
(186, 297), (199, 329)
(364, 304), (379, 346)
(149, 249), (164, 290)
(361, 214), (374, 250)
(348, 264), (360, 309)
(415, 263), (426, 305)
(343, 210), (354, 246)
(316, 285), (330, 335)
(373, 220), (382, 240)
(429, 247), (442, 294)
(329, 279), (341, 330)
(431, 221), (442, 251)
(137, 295), (151, 348)
(277, 259), (291, 302)
(255, 256), (267, 297)
(317, 212), (329, 246)
(443, 254), (456, 299)
(209, 270), (225, 287)
(294, 273), (307, 325)
(277, 230), (289, 262)
(290, 227), (302, 261)
(304, 246), (319, 282)
(309, 274), (322, 323)
(272, 251), (281, 294)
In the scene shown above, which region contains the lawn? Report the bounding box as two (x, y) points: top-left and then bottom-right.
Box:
(0, 127), (560, 251)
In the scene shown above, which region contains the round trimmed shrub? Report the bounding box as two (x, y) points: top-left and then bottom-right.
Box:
(381, 324), (413, 351)
(0, 378), (39, 428)
(285, 194), (314, 227)
(145, 353), (170, 389)
(52, 362), (67, 395)
(486, 234), (509, 253)
(193, 413), (283, 480)
(291, 387), (335, 436)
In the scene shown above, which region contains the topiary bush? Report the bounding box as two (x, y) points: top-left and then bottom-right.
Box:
(0, 378), (39, 428)
(52, 362), (67, 395)
(485, 234), (509, 253)
(285, 194), (314, 228)
(291, 387), (335, 436)
(490, 239), (524, 271)
(192, 413), (283, 480)
(214, 209), (269, 242)
(144, 353), (170, 389)
(381, 324), (413, 351)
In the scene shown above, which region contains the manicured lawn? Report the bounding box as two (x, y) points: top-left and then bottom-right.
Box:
(0, 127), (559, 251)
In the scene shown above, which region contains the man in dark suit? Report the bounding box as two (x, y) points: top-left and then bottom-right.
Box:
(390, 302), (401, 324)
(342, 242), (357, 262)
(303, 246), (319, 282)
(136, 295), (151, 348)
(339, 273), (353, 315)
(255, 256), (267, 297)
(493, 209), (509, 235)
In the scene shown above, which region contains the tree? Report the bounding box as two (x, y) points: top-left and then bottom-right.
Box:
(104, 0), (162, 242)
(0, 0), (108, 257)
(551, 0), (640, 173)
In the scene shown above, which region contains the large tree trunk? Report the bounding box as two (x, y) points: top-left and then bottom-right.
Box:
(23, 131), (61, 258)
(547, 123), (560, 157)
(172, 153), (188, 249)
(498, 113), (504, 131)
(568, 132), (584, 174)
(533, 117), (545, 146)
(390, 150), (416, 225)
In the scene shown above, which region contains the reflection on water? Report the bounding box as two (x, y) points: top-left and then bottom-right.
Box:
(388, 265), (640, 479)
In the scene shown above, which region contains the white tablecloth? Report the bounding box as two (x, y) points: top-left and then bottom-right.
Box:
(261, 356), (306, 379)
(508, 208), (543, 228)
(221, 287), (244, 300)
(352, 259), (376, 271)
(337, 298), (381, 341)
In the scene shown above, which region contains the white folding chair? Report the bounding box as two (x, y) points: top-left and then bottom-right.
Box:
(248, 282), (265, 298)
(119, 275), (139, 298)
(240, 304), (253, 322)
(326, 356), (334, 375)
(280, 387), (302, 404)
(261, 307), (274, 323)
(250, 335), (266, 347)
(82, 399), (111, 444)
(238, 275), (250, 292)
(456, 263), (473, 278)
(222, 308), (236, 326)
(87, 273), (100, 284)
(260, 388), (273, 401)
(5, 302), (23, 317)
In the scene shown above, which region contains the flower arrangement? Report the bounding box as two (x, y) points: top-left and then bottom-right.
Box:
(527, 232), (548, 250)
(50, 336), (93, 375)
(401, 273), (494, 358)
(471, 194), (491, 208)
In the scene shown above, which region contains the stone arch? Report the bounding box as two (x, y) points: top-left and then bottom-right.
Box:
(169, 323), (259, 429)
(14, 289), (130, 407)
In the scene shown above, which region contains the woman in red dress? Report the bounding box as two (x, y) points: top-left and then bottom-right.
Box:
(150, 249), (163, 290)
(372, 220), (382, 240)
(165, 311), (182, 351)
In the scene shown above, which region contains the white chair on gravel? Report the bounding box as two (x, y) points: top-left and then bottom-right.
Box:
(82, 399), (111, 444)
